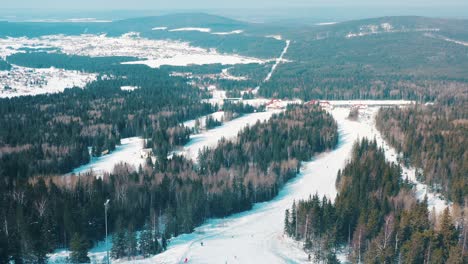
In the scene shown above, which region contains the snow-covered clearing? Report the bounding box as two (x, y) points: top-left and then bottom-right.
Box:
(164, 27), (243, 35)
(71, 137), (146, 177)
(360, 108), (450, 214)
(345, 23), (440, 38)
(151, 26), (168, 31)
(124, 53), (264, 68)
(51, 101), (450, 264)
(253, 39), (290, 94)
(114, 105), (370, 264)
(220, 68), (248, 80)
(120, 85), (140, 91)
(212, 30), (244, 35)
(0, 34), (265, 68)
(169, 27), (212, 33)
(176, 110), (280, 161)
(0, 65), (97, 98)
(137, 102), (448, 264)
(183, 111), (225, 130)
(315, 22), (338, 26)
(266, 35), (283, 40)
(264, 40), (290, 82)
(424, 33), (468, 47)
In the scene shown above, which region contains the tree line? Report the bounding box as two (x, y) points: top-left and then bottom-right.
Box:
(0, 105), (338, 263)
(285, 139), (467, 263)
(376, 102), (467, 205)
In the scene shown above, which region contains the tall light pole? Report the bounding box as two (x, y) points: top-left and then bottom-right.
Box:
(104, 199), (110, 264)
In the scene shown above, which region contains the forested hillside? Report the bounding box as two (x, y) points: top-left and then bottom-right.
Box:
(198, 104), (339, 207)
(285, 139), (467, 263)
(376, 102), (468, 205)
(260, 17), (468, 101)
(0, 105), (338, 262)
(0, 65), (213, 180)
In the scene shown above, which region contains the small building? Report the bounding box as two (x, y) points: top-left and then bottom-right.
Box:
(266, 99), (286, 110)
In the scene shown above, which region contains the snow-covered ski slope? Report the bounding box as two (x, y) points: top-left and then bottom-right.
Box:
(119, 102), (449, 264)
(55, 101), (448, 264)
(70, 110), (279, 176)
(176, 110), (281, 161)
(71, 137), (146, 177)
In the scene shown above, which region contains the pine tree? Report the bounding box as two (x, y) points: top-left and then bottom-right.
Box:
(439, 208), (459, 260)
(291, 201), (297, 238)
(111, 230), (126, 259)
(140, 222), (159, 258)
(139, 228), (153, 258)
(69, 233), (90, 263)
(126, 230), (137, 259)
(162, 234), (168, 251)
(284, 209), (291, 235)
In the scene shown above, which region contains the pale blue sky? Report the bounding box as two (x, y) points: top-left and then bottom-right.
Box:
(3, 0), (467, 9)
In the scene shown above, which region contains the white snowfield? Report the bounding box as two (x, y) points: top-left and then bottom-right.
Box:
(424, 33), (468, 47)
(151, 27), (168, 31)
(116, 102), (448, 264)
(253, 38), (290, 94)
(211, 30), (244, 35)
(0, 65), (97, 98)
(71, 137), (146, 177)
(124, 53), (264, 68)
(0, 34), (265, 68)
(47, 101), (451, 264)
(264, 40), (290, 82)
(177, 110), (281, 161)
(169, 27), (212, 33)
(183, 111), (225, 130)
(345, 23), (440, 38)
(120, 85), (140, 91)
(266, 35), (283, 40)
(315, 22), (338, 26)
(157, 27), (243, 35)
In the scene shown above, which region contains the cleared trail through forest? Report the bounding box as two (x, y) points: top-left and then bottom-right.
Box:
(67, 101), (447, 264)
(148, 107), (368, 264)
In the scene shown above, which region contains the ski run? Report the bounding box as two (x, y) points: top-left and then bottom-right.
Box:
(51, 100), (451, 264)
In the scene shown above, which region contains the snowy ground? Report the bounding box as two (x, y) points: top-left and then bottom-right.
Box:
(424, 33), (468, 47)
(212, 30), (244, 35)
(176, 110), (280, 161)
(315, 22), (338, 26)
(359, 107), (450, 214)
(120, 85), (140, 91)
(71, 137), (146, 177)
(0, 34), (265, 67)
(253, 38), (290, 94)
(264, 40), (290, 82)
(183, 111), (225, 130)
(122, 103), (448, 264)
(0, 65), (97, 98)
(169, 27), (212, 33)
(345, 23), (439, 38)
(111, 106), (365, 264)
(51, 101), (449, 264)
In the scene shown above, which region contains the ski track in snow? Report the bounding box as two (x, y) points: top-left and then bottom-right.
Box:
(51, 102), (450, 264)
(253, 39), (290, 94)
(264, 39), (290, 82)
(123, 104), (449, 264)
(71, 137), (146, 177)
(425, 33), (468, 47)
(177, 110), (281, 161)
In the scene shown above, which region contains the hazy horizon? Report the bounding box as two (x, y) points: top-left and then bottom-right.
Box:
(1, 5), (468, 24)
